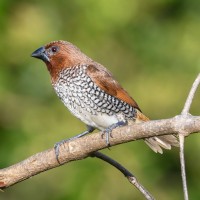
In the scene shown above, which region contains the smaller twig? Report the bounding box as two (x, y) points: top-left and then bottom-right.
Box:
(179, 135), (188, 200)
(179, 73), (200, 200)
(182, 73), (200, 115)
(91, 152), (155, 200)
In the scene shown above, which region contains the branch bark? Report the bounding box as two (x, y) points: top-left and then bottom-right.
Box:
(0, 114), (200, 189)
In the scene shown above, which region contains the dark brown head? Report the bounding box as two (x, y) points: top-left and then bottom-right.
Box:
(31, 40), (92, 81)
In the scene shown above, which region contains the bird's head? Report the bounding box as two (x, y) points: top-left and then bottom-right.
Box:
(31, 40), (92, 81)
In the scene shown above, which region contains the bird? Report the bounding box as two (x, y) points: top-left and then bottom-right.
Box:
(31, 40), (179, 161)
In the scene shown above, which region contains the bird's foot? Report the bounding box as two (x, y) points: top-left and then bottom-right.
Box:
(101, 121), (127, 146)
(54, 139), (70, 164)
(54, 126), (95, 164)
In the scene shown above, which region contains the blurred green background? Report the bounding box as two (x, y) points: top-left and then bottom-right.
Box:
(0, 0), (199, 199)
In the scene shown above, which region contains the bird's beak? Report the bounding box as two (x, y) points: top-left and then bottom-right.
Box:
(31, 46), (50, 62)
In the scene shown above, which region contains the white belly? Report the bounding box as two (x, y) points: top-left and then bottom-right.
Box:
(83, 111), (119, 130)
(65, 101), (119, 130)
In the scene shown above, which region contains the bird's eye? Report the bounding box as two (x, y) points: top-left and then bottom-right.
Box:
(51, 46), (59, 53)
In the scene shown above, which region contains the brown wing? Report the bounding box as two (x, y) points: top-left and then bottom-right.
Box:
(86, 64), (142, 111)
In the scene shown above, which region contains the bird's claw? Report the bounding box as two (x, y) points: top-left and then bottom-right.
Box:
(53, 128), (94, 164)
(101, 121), (127, 146)
(101, 128), (113, 146)
(54, 139), (68, 164)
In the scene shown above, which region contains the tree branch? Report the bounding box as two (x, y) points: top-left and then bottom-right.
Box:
(179, 134), (188, 200)
(92, 152), (155, 200)
(182, 73), (200, 115)
(179, 73), (200, 200)
(0, 115), (199, 189)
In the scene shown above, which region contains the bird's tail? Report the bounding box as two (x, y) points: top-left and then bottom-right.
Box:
(144, 134), (179, 154)
(133, 110), (179, 154)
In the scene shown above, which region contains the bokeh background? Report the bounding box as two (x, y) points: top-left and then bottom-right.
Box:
(0, 0), (200, 199)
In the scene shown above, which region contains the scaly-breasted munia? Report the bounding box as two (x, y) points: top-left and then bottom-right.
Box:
(31, 40), (179, 160)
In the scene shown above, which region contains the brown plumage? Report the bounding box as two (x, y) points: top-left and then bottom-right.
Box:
(86, 64), (141, 110)
(31, 40), (179, 157)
